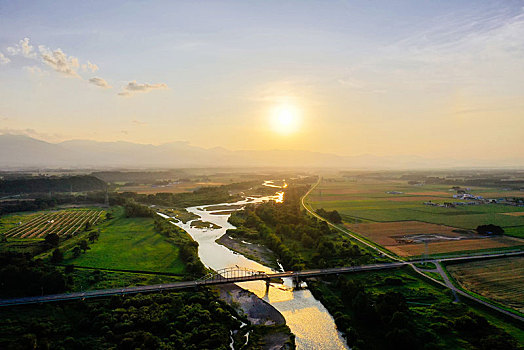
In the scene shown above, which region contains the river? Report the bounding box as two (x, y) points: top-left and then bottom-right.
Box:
(167, 183), (348, 350)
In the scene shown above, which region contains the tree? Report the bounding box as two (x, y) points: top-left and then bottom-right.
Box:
(72, 246), (82, 258)
(44, 233), (60, 247)
(88, 230), (99, 243)
(84, 221), (92, 231)
(78, 240), (89, 253)
(476, 224), (504, 235)
(329, 210), (343, 224)
(50, 248), (63, 263)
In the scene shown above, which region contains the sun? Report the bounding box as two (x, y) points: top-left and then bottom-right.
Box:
(271, 104), (300, 135)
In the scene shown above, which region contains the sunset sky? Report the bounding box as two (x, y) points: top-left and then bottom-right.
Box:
(0, 0), (523, 161)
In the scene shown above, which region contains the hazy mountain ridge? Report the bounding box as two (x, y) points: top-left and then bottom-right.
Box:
(0, 134), (521, 169)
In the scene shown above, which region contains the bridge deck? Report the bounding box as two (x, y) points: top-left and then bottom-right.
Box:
(0, 262), (406, 306)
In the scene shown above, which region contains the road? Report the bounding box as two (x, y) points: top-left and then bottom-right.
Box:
(2, 180), (522, 323)
(0, 262), (406, 307)
(301, 177), (524, 322)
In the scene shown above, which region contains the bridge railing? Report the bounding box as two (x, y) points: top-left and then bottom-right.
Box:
(198, 266), (268, 283)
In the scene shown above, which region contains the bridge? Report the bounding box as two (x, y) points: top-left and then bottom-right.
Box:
(0, 262), (406, 307)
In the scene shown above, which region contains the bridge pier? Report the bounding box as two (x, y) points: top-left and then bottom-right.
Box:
(265, 278), (270, 295)
(292, 275), (302, 289)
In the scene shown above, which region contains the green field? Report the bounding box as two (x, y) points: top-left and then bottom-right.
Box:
(64, 207), (185, 273)
(307, 179), (524, 237)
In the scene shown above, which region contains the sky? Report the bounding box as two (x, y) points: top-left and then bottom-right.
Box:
(0, 0), (523, 162)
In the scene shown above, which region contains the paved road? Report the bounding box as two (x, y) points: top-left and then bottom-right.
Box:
(301, 177), (524, 322)
(435, 262), (460, 302)
(0, 262), (406, 307)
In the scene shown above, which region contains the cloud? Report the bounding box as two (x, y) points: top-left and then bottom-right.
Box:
(89, 77), (111, 88)
(82, 61), (99, 73)
(23, 65), (48, 76)
(38, 45), (81, 78)
(6, 38), (36, 58)
(132, 119), (147, 125)
(5, 38), (103, 82)
(118, 80), (168, 96)
(0, 53), (10, 65)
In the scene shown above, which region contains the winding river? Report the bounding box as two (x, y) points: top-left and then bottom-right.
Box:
(168, 183), (348, 349)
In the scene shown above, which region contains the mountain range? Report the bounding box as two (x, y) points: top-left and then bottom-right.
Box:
(0, 134), (521, 169)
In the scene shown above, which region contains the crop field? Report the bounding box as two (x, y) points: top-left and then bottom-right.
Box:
(447, 257), (524, 313)
(2, 209), (104, 239)
(307, 179), (524, 238)
(346, 221), (524, 257)
(117, 182), (213, 194)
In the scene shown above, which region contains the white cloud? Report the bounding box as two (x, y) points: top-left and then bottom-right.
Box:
(87, 61), (99, 72)
(5, 38), (103, 82)
(6, 38), (36, 58)
(0, 53), (10, 65)
(38, 45), (81, 78)
(82, 61), (99, 73)
(118, 80), (168, 96)
(89, 77), (111, 88)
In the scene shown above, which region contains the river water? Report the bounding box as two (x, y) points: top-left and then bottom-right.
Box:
(167, 184), (349, 349)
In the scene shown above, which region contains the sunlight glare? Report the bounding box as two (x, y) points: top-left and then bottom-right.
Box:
(271, 104), (300, 135)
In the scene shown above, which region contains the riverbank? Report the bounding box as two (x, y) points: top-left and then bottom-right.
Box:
(216, 233), (280, 270)
(173, 187), (349, 349)
(217, 284), (295, 349)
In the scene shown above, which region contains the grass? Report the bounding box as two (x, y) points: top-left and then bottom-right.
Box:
(64, 267), (184, 291)
(503, 226), (524, 238)
(157, 208), (198, 223)
(190, 220), (221, 229)
(414, 262), (437, 269)
(421, 270), (445, 283)
(63, 207), (186, 274)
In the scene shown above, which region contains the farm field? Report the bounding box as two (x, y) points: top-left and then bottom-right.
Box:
(447, 257), (524, 314)
(117, 182), (220, 194)
(1, 209), (104, 239)
(346, 221), (524, 257)
(64, 207), (185, 274)
(308, 179), (524, 236)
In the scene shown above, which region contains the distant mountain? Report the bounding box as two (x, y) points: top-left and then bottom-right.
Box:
(0, 134), (521, 169)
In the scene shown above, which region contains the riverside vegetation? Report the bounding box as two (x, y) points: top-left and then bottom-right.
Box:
(225, 182), (523, 349)
(0, 199), (294, 349)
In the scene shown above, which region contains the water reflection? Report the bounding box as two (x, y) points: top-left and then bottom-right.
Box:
(166, 188), (348, 349)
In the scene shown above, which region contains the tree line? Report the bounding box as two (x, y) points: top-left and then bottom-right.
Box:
(0, 289), (247, 349)
(153, 217), (206, 276)
(0, 175), (106, 195)
(227, 183), (371, 270)
(309, 274), (519, 350)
